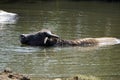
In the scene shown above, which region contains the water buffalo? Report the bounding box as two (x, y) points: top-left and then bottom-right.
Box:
(20, 29), (120, 47)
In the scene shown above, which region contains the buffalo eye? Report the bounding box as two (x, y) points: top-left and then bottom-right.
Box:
(20, 34), (26, 39)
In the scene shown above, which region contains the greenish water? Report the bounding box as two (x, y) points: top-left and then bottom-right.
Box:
(0, 1), (120, 80)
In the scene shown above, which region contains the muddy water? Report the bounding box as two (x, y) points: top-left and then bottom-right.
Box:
(0, 1), (120, 80)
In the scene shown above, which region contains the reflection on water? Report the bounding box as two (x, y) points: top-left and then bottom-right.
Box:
(0, 1), (120, 80)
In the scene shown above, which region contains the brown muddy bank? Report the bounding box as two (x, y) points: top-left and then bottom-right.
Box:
(30, 75), (100, 80)
(0, 68), (30, 80)
(0, 68), (100, 80)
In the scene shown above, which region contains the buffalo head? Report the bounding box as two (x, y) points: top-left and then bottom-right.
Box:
(20, 29), (59, 46)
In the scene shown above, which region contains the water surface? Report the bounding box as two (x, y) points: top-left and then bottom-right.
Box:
(0, 1), (120, 80)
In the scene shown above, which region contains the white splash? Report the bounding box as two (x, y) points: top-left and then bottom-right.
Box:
(116, 39), (120, 44)
(0, 10), (18, 24)
(96, 37), (120, 46)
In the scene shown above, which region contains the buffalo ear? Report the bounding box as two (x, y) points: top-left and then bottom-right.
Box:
(40, 29), (59, 38)
(45, 32), (59, 38)
(49, 33), (59, 38)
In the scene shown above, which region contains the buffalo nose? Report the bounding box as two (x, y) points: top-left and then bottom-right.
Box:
(20, 34), (27, 44)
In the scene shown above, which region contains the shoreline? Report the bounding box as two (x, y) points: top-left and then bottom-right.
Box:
(0, 68), (100, 80)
